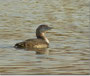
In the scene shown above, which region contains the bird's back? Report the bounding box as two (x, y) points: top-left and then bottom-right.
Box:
(14, 39), (49, 49)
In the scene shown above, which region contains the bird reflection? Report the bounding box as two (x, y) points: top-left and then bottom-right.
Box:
(25, 48), (49, 55)
(15, 47), (50, 55)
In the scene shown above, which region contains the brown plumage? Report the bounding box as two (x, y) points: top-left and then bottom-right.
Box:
(14, 24), (52, 49)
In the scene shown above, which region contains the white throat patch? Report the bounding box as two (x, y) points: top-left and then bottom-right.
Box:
(45, 38), (49, 44)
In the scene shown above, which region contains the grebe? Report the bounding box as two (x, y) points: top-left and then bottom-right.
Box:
(14, 24), (52, 49)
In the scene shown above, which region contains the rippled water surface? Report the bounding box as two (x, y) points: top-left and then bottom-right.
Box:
(0, 0), (90, 75)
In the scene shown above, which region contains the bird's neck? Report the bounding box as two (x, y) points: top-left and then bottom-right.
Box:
(36, 31), (49, 44)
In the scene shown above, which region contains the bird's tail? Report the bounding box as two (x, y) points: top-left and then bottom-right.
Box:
(14, 42), (25, 49)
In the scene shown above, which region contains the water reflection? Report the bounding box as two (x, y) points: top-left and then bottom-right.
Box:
(15, 47), (50, 55)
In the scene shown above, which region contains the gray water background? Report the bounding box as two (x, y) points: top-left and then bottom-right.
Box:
(0, 0), (90, 75)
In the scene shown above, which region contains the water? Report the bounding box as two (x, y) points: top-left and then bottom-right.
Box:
(0, 0), (90, 75)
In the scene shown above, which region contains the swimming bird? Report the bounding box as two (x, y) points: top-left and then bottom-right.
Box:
(14, 24), (52, 49)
